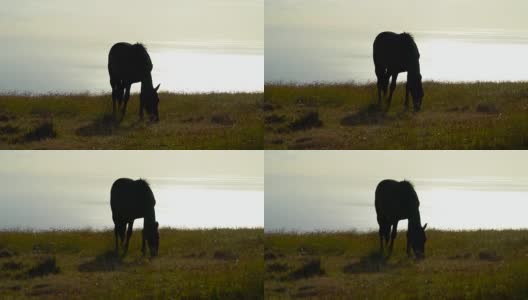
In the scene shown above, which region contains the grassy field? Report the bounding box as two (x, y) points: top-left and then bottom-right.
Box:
(264, 82), (528, 149)
(0, 92), (263, 149)
(265, 230), (528, 299)
(0, 228), (263, 299)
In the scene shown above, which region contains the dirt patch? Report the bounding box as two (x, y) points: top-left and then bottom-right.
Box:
(478, 250), (502, 261)
(213, 250), (238, 261)
(476, 103), (499, 114)
(78, 251), (121, 272)
(182, 251), (206, 259)
(211, 114), (235, 126)
(27, 256), (60, 278)
(341, 103), (387, 126)
(2, 261), (23, 271)
(289, 111), (323, 131)
(343, 252), (387, 274)
(287, 258), (325, 280)
(265, 114), (286, 124)
(267, 263), (289, 273)
(0, 125), (19, 135)
(0, 248), (14, 258)
(76, 114), (117, 137)
(24, 120), (57, 142)
(448, 252), (472, 260)
(181, 116), (204, 123)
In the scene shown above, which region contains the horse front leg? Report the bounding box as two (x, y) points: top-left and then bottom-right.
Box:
(141, 230), (146, 255)
(406, 231), (411, 257)
(386, 73), (398, 109)
(375, 66), (385, 105)
(121, 85), (131, 117)
(378, 226), (384, 254)
(114, 224), (120, 254)
(111, 83), (118, 118)
(123, 220), (134, 256)
(139, 97), (144, 120)
(405, 82), (410, 110)
(388, 222), (398, 256)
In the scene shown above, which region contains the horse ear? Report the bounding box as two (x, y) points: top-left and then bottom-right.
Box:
(423, 223), (428, 230)
(154, 84), (160, 92)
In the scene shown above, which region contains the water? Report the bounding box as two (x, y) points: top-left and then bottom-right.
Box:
(265, 28), (528, 83)
(0, 39), (263, 94)
(265, 151), (528, 232)
(0, 151), (264, 230)
(0, 174), (263, 230)
(265, 0), (528, 84)
(265, 175), (528, 232)
(0, 0), (263, 94)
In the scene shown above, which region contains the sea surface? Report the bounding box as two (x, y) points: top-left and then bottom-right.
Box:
(0, 39), (263, 94)
(265, 28), (528, 83)
(0, 174), (264, 230)
(265, 175), (528, 232)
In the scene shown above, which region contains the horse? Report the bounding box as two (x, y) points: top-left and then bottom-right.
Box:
(375, 179), (427, 259)
(373, 32), (424, 112)
(110, 178), (159, 257)
(108, 42), (161, 121)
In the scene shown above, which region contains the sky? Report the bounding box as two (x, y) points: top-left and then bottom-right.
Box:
(265, 151), (528, 232)
(265, 0), (528, 82)
(266, 0), (528, 34)
(0, 0), (263, 93)
(0, 151), (264, 230)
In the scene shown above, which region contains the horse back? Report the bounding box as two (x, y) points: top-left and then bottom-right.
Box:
(375, 179), (417, 222)
(108, 42), (153, 85)
(373, 32), (419, 72)
(110, 178), (155, 222)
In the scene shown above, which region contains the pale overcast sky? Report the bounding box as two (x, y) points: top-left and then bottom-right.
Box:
(266, 0), (528, 33)
(1, 0), (263, 46)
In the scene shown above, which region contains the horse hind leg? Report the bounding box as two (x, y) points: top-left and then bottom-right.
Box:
(123, 220), (134, 256)
(375, 66), (386, 105)
(378, 223), (390, 255)
(388, 222), (398, 256)
(121, 85), (131, 117)
(386, 73), (398, 109)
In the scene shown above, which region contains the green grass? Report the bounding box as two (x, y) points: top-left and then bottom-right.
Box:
(264, 82), (528, 149)
(0, 228), (263, 299)
(265, 230), (528, 299)
(0, 92), (263, 149)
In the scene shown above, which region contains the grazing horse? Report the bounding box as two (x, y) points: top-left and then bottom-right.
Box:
(373, 32), (424, 111)
(108, 42), (161, 121)
(375, 179), (427, 259)
(110, 178), (159, 257)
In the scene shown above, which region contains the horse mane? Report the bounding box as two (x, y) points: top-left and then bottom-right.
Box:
(400, 32), (415, 42)
(402, 179), (414, 188)
(137, 178), (150, 187)
(400, 32), (420, 61)
(131, 43), (153, 70)
(136, 178), (156, 206)
(133, 43), (147, 52)
(402, 179), (420, 205)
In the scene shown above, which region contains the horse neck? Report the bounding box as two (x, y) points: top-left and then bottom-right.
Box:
(408, 209), (422, 229)
(141, 73), (154, 90)
(144, 206), (156, 226)
(408, 61), (421, 78)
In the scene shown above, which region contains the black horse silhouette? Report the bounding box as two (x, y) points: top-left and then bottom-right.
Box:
(375, 179), (427, 259)
(373, 32), (424, 111)
(108, 42), (161, 121)
(110, 178), (159, 257)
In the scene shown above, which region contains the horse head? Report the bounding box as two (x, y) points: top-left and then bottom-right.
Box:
(410, 223), (427, 259)
(145, 221), (160, 257)
(141, 83), (160, 121)
(410, 74), (424, 112)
